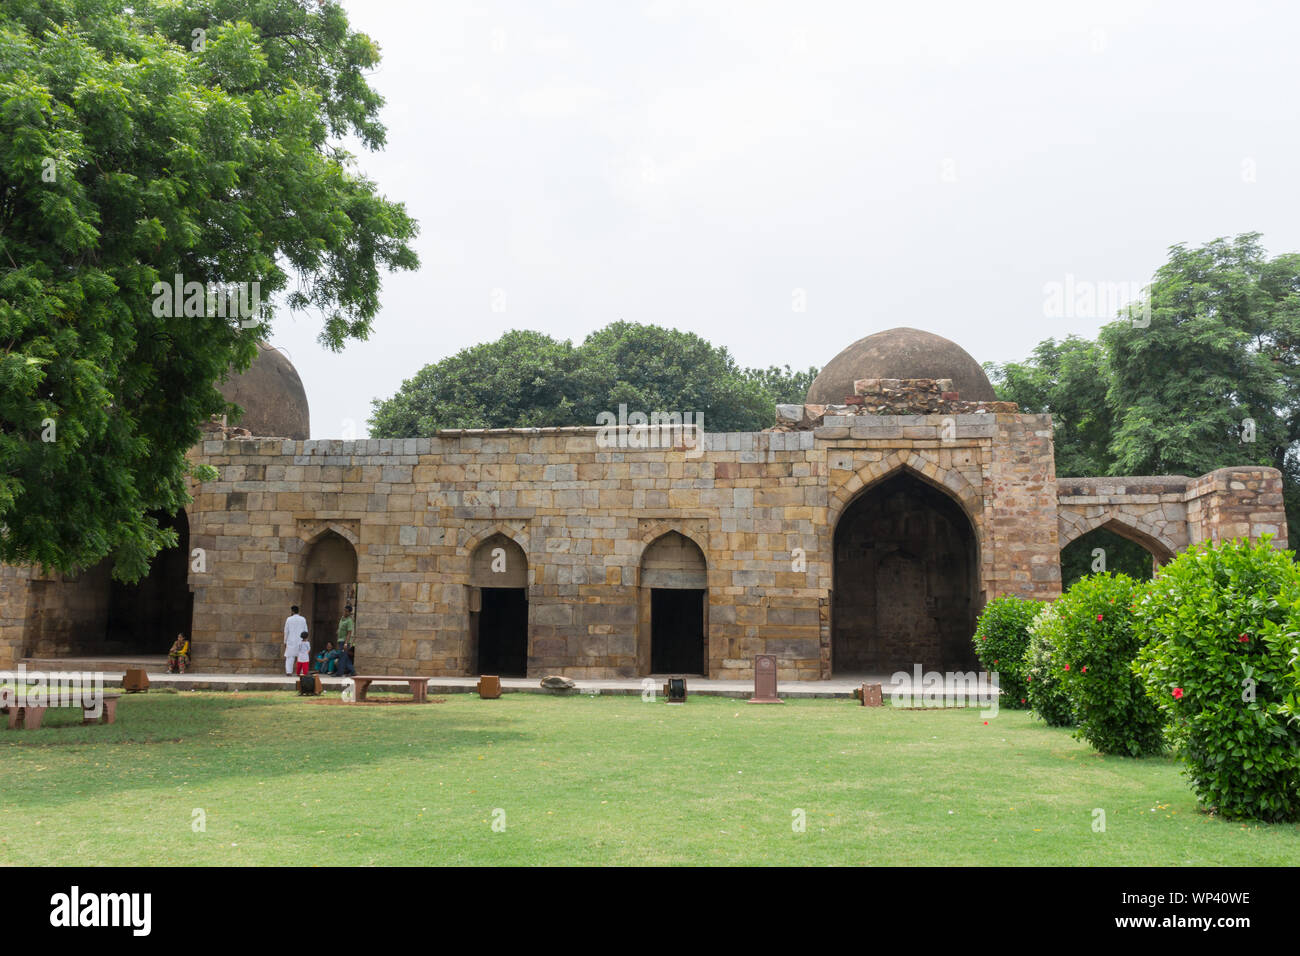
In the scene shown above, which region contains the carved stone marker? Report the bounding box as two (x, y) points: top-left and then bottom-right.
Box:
(477, 675), (502, 699)
(748, 654), (783, 704)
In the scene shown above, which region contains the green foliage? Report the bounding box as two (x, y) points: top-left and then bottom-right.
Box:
(1060, 527), (1156, 590)
(1134, 538), (1300, 821)
(1054, 573), (1164, 756)
(0, 0), (418, 579)
(972, 595), (1042, 709)
(368, 321), (819, 436)
(989, 234), (1300, 548)
(1101, 235), (1298, 483)
(1024, 602), (1075, 727)
(985, 335), (1115, 478)
(743, 364), (819, 406)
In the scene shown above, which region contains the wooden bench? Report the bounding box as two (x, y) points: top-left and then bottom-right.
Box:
(3, 693), (121, 730)
(350, 676), (429, 703)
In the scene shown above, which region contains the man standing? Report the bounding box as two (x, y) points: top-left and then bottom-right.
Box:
(282, 605), (308, 676)
(337, 604), (356, 657)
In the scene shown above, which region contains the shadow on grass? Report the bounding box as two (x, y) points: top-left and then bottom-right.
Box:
(0, 691), (537, 812)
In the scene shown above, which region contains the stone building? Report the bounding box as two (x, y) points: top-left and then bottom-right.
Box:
(0, 329), (1287, 679)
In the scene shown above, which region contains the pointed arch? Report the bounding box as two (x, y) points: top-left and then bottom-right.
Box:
(637, 521), (709, 564)
(1058, 512), (1177, 565)
(298, 522), (359, 549)
(830, 468), (980, 674)
(462, 522), (530, 558)
(638, 530), (709, 676)
(828, 452), (982, 533)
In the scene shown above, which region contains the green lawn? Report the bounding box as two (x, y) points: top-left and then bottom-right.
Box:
(1, 690), (1296, 865)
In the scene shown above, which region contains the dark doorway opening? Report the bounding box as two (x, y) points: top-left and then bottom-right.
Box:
(832, 472), (978, 674)
(300, 530), (359, 667)
(98, 511), (195, 656)
(311, 583), (354, 656)
(23, 509), (193, 659)
(650, 588), (705, 674)
(478, 587), (528, 677)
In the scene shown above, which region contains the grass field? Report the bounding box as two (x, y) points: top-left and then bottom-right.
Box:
(1, 690), (1296, 866)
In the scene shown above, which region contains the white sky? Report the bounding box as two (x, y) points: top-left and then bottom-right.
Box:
(266, 0), (1300, 438)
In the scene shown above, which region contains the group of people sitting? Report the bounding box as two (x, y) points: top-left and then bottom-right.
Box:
(312, 640), (356, 676)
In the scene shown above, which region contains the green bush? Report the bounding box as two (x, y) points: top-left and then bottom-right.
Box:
(1024, 602), (1075, 727)
(972, 595), (1043, 710)
(1054, 573), (1164, 756)
(1134, 538), (1300, 821)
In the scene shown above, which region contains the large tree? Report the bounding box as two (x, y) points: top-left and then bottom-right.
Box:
(989, 233), (1300, 547)
(0, 0), (418, 579)
(985, 335), (1115, 479)
(369, 321), (817, 437)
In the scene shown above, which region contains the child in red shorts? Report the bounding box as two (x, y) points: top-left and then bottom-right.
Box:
(295, 631), (311, 676)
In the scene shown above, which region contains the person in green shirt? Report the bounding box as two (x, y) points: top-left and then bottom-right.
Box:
(337, 604), (355, 653)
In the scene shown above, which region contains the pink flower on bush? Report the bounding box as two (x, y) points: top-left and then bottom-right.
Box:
(1239, 634), (1250, 643)
(1063, 664), (1070, 671)
(1096, 614), (1103, 622)
(1081, 666), (1087, 673)
(1172, 687), (1183, 699)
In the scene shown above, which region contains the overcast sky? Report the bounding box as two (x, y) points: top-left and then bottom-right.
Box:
(266, 0), (1300, 439)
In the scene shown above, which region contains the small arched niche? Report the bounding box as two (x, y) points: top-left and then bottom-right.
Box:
(468, 534), (529, 677)
(639, 531), (708, 676)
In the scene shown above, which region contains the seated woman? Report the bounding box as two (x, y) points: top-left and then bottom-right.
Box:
(312, 642), (337, 675)
(167, 634), (190, 674)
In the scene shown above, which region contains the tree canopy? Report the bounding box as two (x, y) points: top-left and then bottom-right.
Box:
(988, 233), (1300, 546)
(0, 0), (418, 579)
(368, 321), (817, 437)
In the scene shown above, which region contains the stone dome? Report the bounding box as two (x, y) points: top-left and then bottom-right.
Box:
(806, 327), (996, 405)
(217, 343), (310, 440)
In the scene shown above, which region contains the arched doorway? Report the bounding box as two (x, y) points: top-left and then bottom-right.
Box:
(300, 530), (358, 658)
(23, 509), (193, 658)
(639, 531), (708, 675)
(1060, 521), (1169, 590)
(832, 471), (978, 674)
(468, 534), (529, 677)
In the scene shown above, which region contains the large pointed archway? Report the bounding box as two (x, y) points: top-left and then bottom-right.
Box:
(832, 471), (978, 674)
(299, 530), (358, 659)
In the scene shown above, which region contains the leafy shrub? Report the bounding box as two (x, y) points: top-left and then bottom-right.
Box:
(1054, 572), (1164, 756)
(1134, 538), (1300, 821)
(972, 595), (1043, 710)
(1024, 602), (1075, 727)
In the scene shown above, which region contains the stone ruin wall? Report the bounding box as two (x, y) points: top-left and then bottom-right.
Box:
(0, 394), (1286, 675)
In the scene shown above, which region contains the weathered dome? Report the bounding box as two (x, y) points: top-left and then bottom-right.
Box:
(806, 327), (996, 405)
(217, 343), (310, 440)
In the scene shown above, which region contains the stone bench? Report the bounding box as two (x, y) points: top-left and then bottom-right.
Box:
(350, 676), (429, 703)
(2, 693), (121, 729)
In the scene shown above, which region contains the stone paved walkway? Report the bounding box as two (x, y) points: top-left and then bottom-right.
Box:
(13, 657), (1000, 701)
